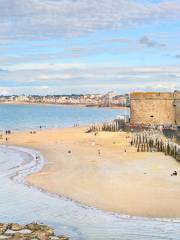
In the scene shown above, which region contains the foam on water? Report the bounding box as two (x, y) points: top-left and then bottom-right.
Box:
(0, 145), (180, 240)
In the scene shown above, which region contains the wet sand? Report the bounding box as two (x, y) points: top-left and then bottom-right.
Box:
(3, 126), (180, 218)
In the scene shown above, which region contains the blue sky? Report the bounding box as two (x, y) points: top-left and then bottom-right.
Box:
(0, 0), (180, 95)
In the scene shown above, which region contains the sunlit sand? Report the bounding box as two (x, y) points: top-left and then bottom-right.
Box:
(5, 126), (180, 218)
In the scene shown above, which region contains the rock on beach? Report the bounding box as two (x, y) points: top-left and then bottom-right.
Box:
(0, 223), (69, 240)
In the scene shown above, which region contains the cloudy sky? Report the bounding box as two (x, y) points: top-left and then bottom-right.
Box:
(0, 0), (180, 95)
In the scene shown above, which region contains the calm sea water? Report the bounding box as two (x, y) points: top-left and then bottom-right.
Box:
(0, 104), (179, 240)
(0, 104), (128, 131)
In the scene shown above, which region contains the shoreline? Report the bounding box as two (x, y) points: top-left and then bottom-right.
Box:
(2, 126), (180, 218)
(2, 146), (180, 240)
(2, 144), (180, 222)
(0, 101), (130, 110)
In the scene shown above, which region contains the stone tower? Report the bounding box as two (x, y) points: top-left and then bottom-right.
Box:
(130, 92), (180, 125)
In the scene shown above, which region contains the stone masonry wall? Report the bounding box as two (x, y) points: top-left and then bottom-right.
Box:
(174, 99), (180, 125)
(130, 92), (180, 125)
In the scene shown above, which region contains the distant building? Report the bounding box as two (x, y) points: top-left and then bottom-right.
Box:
(15, 95), (30, 102)
(112, 94), (130, 107)
(101, 91), (118, 106)
(130, 91), (180, 125)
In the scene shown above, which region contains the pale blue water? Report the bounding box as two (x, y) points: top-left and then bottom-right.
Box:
(0, 104), (128, 131)
(0, 104), (179, 240)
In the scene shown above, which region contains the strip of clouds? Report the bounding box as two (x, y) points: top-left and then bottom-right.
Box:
(0, 81), (178, 95)
(0, 63), (179, 95)
(5, 63), (88, 71)
(4, 62), (180, 75)
(0, 0), (180, 40)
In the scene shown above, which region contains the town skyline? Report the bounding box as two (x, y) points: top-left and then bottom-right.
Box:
(0, 91), (130, 107)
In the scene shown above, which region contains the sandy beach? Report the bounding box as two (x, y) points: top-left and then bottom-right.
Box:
(3, 126), (180, 218)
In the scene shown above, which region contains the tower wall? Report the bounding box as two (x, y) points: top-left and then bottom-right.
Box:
(130, 92), (180, 125)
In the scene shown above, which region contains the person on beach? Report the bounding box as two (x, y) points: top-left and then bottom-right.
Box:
(98, 149), (101, 156)
(171, 171), (177, 176)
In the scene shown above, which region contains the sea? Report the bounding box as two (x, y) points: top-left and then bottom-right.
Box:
(0, 103), (180, 240)
(0, 103), (128, 131)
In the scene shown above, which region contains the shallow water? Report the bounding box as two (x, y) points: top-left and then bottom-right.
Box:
(0, 146), (180, 240)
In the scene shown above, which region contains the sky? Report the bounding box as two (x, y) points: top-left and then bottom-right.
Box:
(0, 0), (180, 95)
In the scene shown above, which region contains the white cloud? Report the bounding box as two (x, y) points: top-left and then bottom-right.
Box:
(0, 0), (180, 39)
(0, 87), (9, 95)
(5, 63), (87, 71)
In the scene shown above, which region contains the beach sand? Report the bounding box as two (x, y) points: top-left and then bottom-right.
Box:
(3, 126), (180, 218)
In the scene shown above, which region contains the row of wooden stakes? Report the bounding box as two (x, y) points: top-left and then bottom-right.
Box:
(89, 120), (124, 132)
(132, 131), (180, 162)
